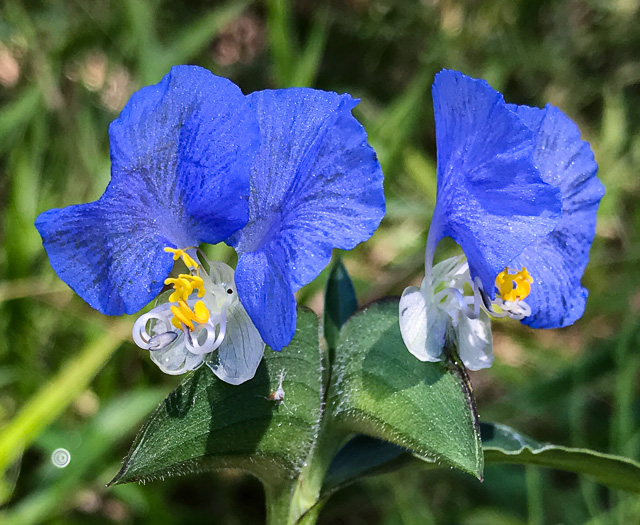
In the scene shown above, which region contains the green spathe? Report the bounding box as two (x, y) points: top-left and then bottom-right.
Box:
(110, 274), (483, 523)
(329, 299), (483, 478)
(110, 307), (323, 489)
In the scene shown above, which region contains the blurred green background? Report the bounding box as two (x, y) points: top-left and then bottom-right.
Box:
(1, 0), (639, 523)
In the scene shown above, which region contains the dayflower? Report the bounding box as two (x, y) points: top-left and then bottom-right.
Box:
(399, 70), (604, 370)
(36, 65), (262, 382)
(36, 66), (385, 384)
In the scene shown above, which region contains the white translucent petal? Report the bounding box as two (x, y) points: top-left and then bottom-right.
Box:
(456, 310), (494, 371)
(430, 255), (467, 288)
(399, 285), (446, 362)
(202, 260), (237, 294)
(206, 302), (265, 385)
(149, 333), (205, 375)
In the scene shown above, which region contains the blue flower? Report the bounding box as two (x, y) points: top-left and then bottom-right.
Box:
(36, 67), (385, 383)
(37, 65), (263, 382)
(400, 70), (604, 370)
(228, 88), (385, 351)
(36, 65), (259, 316)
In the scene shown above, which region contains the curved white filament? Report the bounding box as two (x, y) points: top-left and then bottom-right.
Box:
(401, 252), (533, 372)
(212, 301), (230, 350)
(183, 323), (218, 355)
(131, 256), (265, 382)
(132, 306), (174, 349)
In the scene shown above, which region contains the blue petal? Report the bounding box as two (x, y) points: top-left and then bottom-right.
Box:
(431, 70), (562, 296)
(36, 66), (259, 315)
(234, 249), (297, 351)
(35, 201), (174, 315)
(508, 104), (604, 328)
(109, 65), (258, 244)
(229, 88), (385, 349)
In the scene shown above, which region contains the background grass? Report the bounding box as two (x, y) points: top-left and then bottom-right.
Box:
(1, 0), (639, 523)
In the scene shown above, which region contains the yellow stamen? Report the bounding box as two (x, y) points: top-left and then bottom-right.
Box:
(170, 300), (211, 331)
(193, 300), (210, 322)
(165, 274), (205, 303)
(171, 303), (194, 330)
(164, 247), (199, 270)
(495, 267), (533, 302)
(164, 247), (210, 331)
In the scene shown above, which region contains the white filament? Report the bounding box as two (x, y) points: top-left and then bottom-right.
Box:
(132, 305), (174, 350)
(436, 259), (532, 323)
(183, 301), (230, 355)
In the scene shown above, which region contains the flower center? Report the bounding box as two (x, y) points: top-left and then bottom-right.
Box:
(164, 247), (210, 330)
(495, 267), (533, 303)
(132, 248), (240, 376)
(428, 257), (533, 323)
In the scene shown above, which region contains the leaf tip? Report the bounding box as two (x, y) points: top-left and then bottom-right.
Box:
(107, 462), (132, 487)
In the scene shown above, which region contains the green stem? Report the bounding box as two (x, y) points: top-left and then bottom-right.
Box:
(525, 466), (544, 525)
(612, 318), (636, 525)
(265, 482), (296, 525)
(264, 424), (349, 525)
(289, 425), (348, 523)
(296, 504), (323, 525)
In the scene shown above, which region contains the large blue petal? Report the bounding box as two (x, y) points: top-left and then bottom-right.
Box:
(235, 249), (297, 351)
(229, 88), (385, 349)
(431, 70), (562, 296)
(35, 200), (174, 315)
(36, 66), (259, 315)
(508, 104), (604, 328)
(108, 65), (258, 244)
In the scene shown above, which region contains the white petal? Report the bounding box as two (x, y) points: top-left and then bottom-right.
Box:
(430, 255), (467, 287)
(456, 310), (494, 371)
(206, 260), (237, 291)
(207, 302), (265, 385)
(149, 334), (205, 375)
(399, 285), (447, 362)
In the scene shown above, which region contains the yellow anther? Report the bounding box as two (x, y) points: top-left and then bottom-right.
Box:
(164, 247), (210, 332)
(165, 277), (189, 302)
(165, 273), (204, 303)
(170, 299), (211, 331)
(190, 275), (206, 298)
(495, 267), (533, 302)
(193, 300), (210, 322)
(171, 303), (194, 330)
(164, 247), (199, 270)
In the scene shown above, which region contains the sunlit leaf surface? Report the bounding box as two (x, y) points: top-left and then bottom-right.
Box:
(328, 299), (483, 478)
(110, 308), (323, 489)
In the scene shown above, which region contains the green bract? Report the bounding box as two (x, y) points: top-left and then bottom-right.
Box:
(111, 260), (482, 523)
(108, 260), (640, 524)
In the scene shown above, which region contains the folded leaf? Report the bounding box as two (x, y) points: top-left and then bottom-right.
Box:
(328, 299), (483, 478)
(482, 422), (640, 493)
(323, 256), (358, 353)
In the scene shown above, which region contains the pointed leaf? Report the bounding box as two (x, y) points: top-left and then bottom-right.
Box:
(482, 422), (640, 493)
(328, 299), (483, 478)
(323, 256), (358, 352)
(110, 308), (322, 489)
(322, 435), (414, 496)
